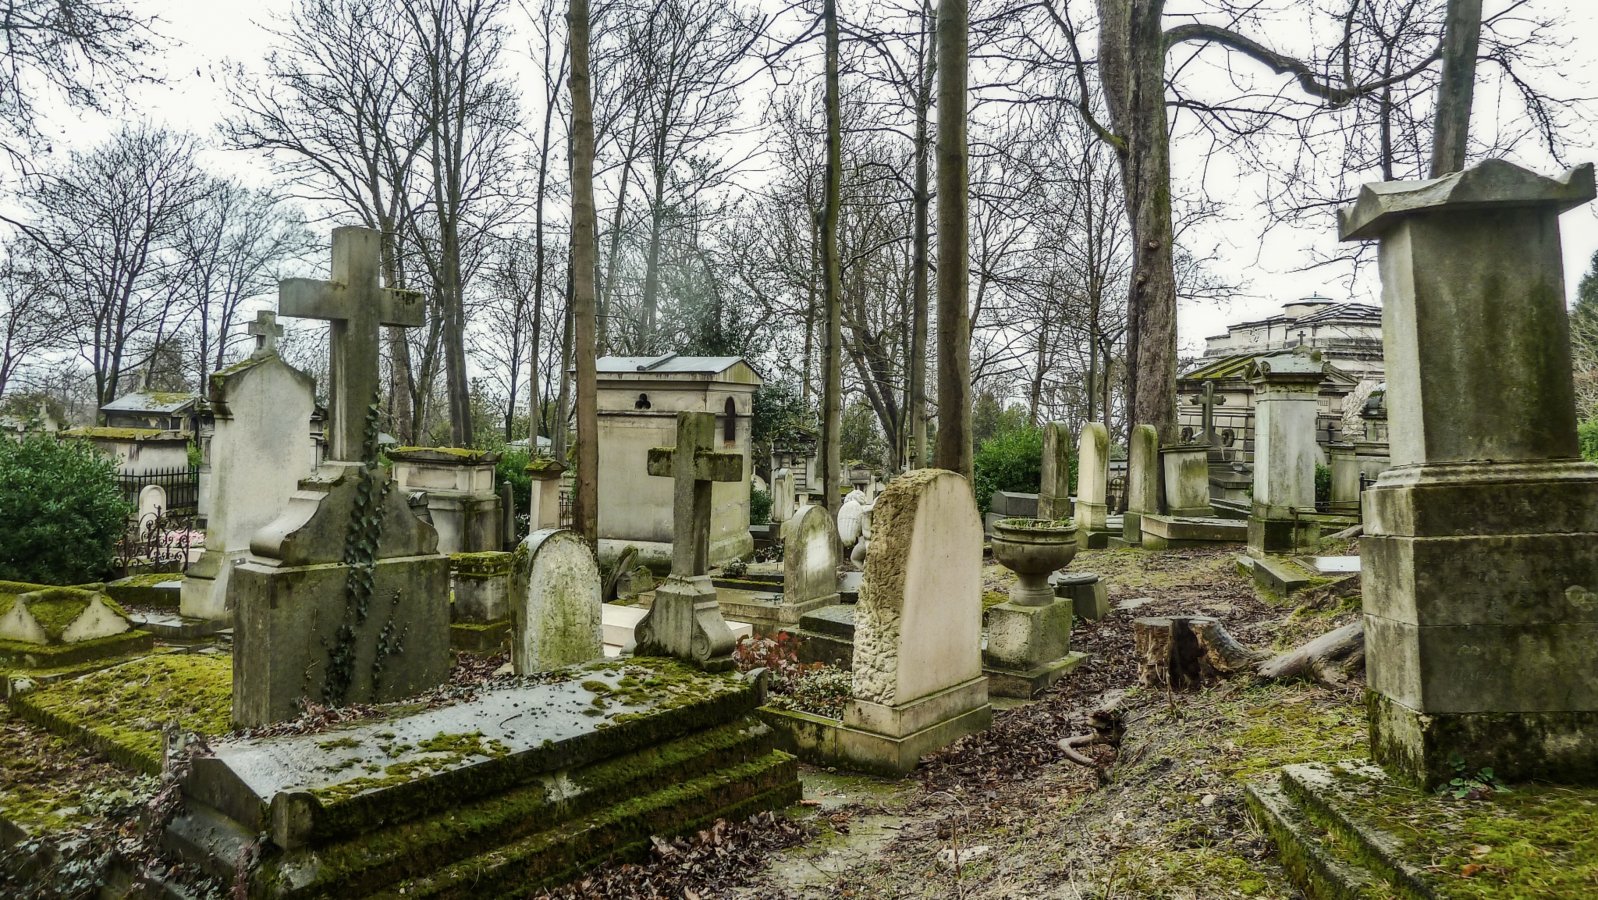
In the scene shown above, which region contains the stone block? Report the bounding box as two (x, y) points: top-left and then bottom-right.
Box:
(1252, 556), (1313, 596)
(1050, 572), (1109, 621)
(1247, 514), (1318, 556)
(1363, 615), (1598, 714)
(451, 551), (513, 624)
(1364, 461), (1598, 537)
(984, 598), (1072, 670)
(1140, 515), (1247, 549)
(1161, 445), (1210, 517)
(1369, 691), (1598, 788)
(1362, 532), (1598, 627)
(983, 652), (1086, 699)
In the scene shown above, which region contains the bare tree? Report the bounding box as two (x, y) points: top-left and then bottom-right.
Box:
(570, 0), (601, 546)
(819, 0), (844, 515)
(0, 244), (56, 397)
(933, 0), (971, 477)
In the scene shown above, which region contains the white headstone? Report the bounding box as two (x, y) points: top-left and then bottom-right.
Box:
(511, 528), (603, 673)
(137, 484), (167, 524)
(782, 504), (839, 611)
(771, 468), (797, 524)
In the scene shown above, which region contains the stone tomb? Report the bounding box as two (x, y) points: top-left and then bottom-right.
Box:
(1075, 423), (1112, 548)
(761, 468), (993, 774)
(182, 310), (318, 622)
(231, 226), (447, 727)
(389, 447), (503, 554)
(0, 581), (152, 670)
(448, 551), (513, 652)
(510, 528), (603, 673)
(1247, 348), (1326, 555)
(594, 354), (761, 569)
(1342, 159), (1598, 786)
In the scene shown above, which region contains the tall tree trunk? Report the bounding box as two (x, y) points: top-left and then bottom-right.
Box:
(554, 270), (574, 461)
(1099, 0), (1178, 442)
(908, 0), (934, 470)
(933, 0), (972, 477)
(639, 158), (668, 353)
(1430, 0), (1482, 177)
(819, 0), (844, 517)
(569, 0), (600, 547)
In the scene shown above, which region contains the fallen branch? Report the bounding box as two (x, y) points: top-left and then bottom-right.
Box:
(1327, 523), (1364, 542)
(1257, 620), (1365, 688)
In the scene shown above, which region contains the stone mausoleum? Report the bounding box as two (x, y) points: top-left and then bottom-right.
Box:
(594, 354), (761, 569)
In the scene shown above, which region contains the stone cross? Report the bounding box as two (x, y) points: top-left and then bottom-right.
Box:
(647, 411), (744, 577)
(247, 310), (284, 358)
(279, 226), (424, 462)
(1195, 381), (1224, 446)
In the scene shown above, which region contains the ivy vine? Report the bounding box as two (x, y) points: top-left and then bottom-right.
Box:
(322, 398), (391, 706)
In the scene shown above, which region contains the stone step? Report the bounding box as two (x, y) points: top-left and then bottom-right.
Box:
(382, 751), (800, 900)
(797, 603), (856, 639)
(1243, 776), (1383, 900)
(250, 719), (786, 898)
(1277, 762), (1434, 897)
(183, 658), (760, 846)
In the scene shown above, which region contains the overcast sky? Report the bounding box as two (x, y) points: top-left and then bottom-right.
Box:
(22, 0), (1598, 358)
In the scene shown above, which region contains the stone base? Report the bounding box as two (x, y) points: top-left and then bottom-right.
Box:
(450, 620), (509, 653)
(1369, 690), (1598, 788)
(790, 603), (856, 667)
(1075, 528), (1113, 550)
(1140, 515), (1247, 550)
(1051, 572), (1109, 621)
(1121, 511), (1144, 545)
(0, 630), (155, 670)
(984, 652), (1086, 699)
(179, 550), (232, 622)
(599, 533), (755, 574)
(760, 677), (992, 776)
(167, 658), (799, 896)
(1248, 556), (1314, 597)
(711, 586), (836, 633)
(634, 574), (736, 671)
(1247, 515), (1318, 556)
(984, 599), (1072, 670)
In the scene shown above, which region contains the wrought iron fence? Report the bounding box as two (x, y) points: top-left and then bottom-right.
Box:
(117, 465), (201, 515)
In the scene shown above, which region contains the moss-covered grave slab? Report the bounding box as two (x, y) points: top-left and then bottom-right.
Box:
(0, 580), (154, 672)
(10, 652), (232, 775)
(167, 656), (800, 897)
(1247, 760), (1598, 898)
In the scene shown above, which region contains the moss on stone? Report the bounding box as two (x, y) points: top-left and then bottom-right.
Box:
(450, 551), (514, 577)
(390, 446), (494, 461)
(60, 426), (168, 441)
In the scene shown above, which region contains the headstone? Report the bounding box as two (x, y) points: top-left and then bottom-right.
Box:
(181, 310), (318, 621)
(771, 468), (797, 524)
(388, 448), (503, 554)
(499, 481), (517, 549)
(843, 468), (991, 772)
(1329, 444), (1361, 515)
(231, 227), (447, 727)
(1075, 423), (1110, 548)
(1123, 424), (1160, 544)
(1246, 348), (1325, 555)
(1340, 159), (1598, 786)
(632, 411), (743, 670)
(780, 505), (839, 620)
(1161, 445), (1211, 518)
(510, 528), (602, 673)
(1038, 422), (1073, 520)
(525, 458), (564, 531)
(137, 484), (167, 525)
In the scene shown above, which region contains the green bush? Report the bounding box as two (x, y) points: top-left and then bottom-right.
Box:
(1315, 462), (1333, 507)
(972, 425), (1047, 515)
(0, 435), (130, 584)
(1580, 419), (1598, 463)
(750, 487), (773, 525)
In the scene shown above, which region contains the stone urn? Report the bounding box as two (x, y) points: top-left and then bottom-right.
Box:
(991, 518), (1077, 607)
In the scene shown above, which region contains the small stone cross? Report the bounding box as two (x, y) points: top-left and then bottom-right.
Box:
(247, 310), (284, 358)
(1197, 381), (1225, 446)
(279, 227), (423, 462)
(647, 411), (744, 577)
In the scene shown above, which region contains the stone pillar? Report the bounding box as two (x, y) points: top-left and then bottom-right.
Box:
(1123, 425), (1160, 544)
(389, 448), (503, 554)
(1160, 445), (1210, 518)
(1075, 423), (1110, 549)
(450, 550), (513, 652)
(524, 459), (565, 531)
(1246, 349), (1325, 555)
(1340, 159), (1598, 786)
(1038, 422), (1073, 520)
(1329, 443), (1361, 515)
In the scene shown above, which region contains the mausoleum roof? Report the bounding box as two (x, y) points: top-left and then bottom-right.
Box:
(101, 390), (199, 415)
(1180, 352), (1358, 387)
(594, 353), (763, 384)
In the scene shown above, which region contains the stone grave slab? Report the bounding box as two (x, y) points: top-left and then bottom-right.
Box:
(1140, 514), (1248, 550)
(1311, 556), (1360, 575)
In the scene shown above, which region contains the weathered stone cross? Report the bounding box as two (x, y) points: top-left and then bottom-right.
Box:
(647, 411), (744, 577)
(1196, 380), (1225, 446)
(279, 227), (423, 462)
(247, 310), (283, 358)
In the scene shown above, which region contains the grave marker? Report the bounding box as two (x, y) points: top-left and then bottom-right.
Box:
(511, 528), (602, 672)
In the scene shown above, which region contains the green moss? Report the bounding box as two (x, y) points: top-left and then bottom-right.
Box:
(450, 551), (514, 577)
(390, 446), (493, 461)
(19, 589), (96, 640)
(59, 426), (168, 441)
(319, 737), (362, 750)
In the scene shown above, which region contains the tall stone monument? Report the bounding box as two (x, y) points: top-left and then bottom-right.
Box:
(1246, 348), (1326, 555)
(1038, 422), (1073, 520)
(182, 311), (317, 622)
(633, 410), (743, 670)
(1075, 422), (1110, 548)
(1341, 159), (1598, 785)
(1123, 424), (1160, 544)
(230, 227), (448, 727)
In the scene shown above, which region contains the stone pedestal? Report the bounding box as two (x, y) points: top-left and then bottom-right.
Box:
(1051, 571), (1110, 621)
(1123, 425), (1160, 545)
(1161, 445), (1211, 517)
(634, 575), (736, 671)
(1341, 158), (1598, 786)
(1247, 350), (1326, 556)
(525, 459), (564, 531)
(1075, 423), (1110, 549)
(390, 447), (503, 554)
(450, 550), (512, 652)
(983, 599), (1083, 698)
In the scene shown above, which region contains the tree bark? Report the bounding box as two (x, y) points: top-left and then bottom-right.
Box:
(1099, 0), (1178, 443)
(569, 0), (600, 548)
(1429, 0), (1482, 177)
(908, 0), (934, 470)
(1257, 620), (1365, 688)
(819, 0), (844, 516)
(1133, 616), (1265, 691)
(933, 0), (972, 477)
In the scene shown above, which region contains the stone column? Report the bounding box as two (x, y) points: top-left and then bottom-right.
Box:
(1246, 349), (1325, 555)
(1340, 159), (1598, 786)
(1075, 423), (1109, 549)
(1038, 422), (1073, 520)
(525, 459), (565, 531)
(1123, 424), (1160, 544)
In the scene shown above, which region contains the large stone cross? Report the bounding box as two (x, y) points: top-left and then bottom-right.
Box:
(647, 411), (743, 577)
(247, 310), (283, 358)
(279, 226), (423, 462)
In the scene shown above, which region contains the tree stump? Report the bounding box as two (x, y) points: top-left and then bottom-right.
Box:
(1133, 616), (1265, 691)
